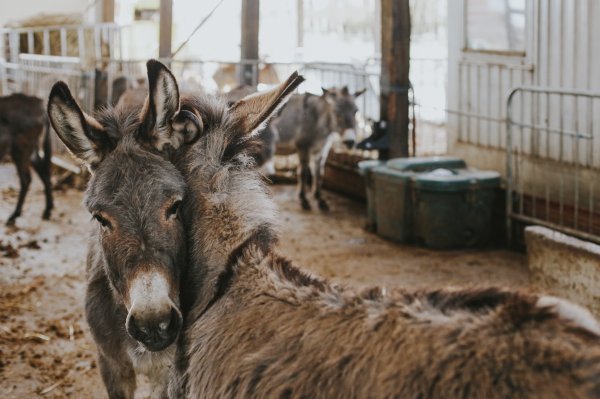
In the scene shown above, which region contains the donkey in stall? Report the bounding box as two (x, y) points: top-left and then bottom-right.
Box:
(274, 87), (365, 211)
(133, 60), (600, 399)
(46, 77), (202, 398)
(227, 85), (365, 210)
(0, 93), (53, 226)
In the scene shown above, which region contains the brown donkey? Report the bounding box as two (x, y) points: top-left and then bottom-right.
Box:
(46, 66), (203, 398)
(131, 61), (600, 399)
(0, 93), (53, 226)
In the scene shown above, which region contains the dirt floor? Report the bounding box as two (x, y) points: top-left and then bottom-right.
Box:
(0, 163), (528, 398)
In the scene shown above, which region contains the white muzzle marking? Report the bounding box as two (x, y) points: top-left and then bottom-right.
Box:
(342, 128), (357, 143)
(128, 271), (174, 318)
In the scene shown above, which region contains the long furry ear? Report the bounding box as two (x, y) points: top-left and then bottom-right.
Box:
(140, 59), (203, 151)
(48, 81), (111, 169)
(354, 88), (367, 98)
(229, 71), (305, 136)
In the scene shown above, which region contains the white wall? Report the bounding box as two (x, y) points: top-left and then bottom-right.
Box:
(446, 0), (600, 236)
(447, 0), (600, 174)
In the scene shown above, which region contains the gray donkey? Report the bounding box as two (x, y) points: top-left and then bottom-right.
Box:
(128, 61), (600, 399)
(226, 85), (365, 210)
(46, 67), (202, 397)
(0, 93), (53, 226)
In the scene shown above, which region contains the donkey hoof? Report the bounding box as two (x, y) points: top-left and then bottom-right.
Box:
(301, 199), (311, 211)
(318, 199), (330, 212)
(42, 212), (51, 221)
(6, 217), (16, 227)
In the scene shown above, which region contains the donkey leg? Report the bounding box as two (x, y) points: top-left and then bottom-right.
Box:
(7, 148), (32, 226)
(97, 353), (137, 399)
(297, 149), (311, 210)
(314, 156), (329, 211)
(31, 154), (53, 220)
(314, 135), (334, 212)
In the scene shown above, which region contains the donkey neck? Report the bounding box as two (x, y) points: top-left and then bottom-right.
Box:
(178, 142), (279, 311)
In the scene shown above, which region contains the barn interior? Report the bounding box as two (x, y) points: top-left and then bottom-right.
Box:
(1, 1), (599, 397)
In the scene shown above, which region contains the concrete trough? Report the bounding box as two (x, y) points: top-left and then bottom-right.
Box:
(525, 225), (600, 317)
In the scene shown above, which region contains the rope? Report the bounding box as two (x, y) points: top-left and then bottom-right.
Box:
(170, 0), (227, 58)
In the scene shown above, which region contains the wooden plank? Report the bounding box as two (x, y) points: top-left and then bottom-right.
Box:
(102, 0), (115, 23)
(240, 0), (259, 86)
(380, 0), (410, 158)
(159, 0), (173, 59)
(296, 0), (303, 48)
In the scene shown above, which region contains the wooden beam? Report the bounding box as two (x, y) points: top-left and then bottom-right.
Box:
(380, 0), (410, 158)
(240, 0), (260, 86)
(159, 0), (173, 59)
(297, 0), (304, 48)
(102, 0), (115, 23)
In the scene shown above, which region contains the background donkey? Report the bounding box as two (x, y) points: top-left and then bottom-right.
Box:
(227, 85), (365, 210)
(136, 60), (600, 399)
(0, 93), (53, 226)
(46, 72), (202, 398)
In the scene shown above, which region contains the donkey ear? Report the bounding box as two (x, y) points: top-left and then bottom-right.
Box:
(354, 88), (367, 98)
(140, 59), (202, 151)
(230, 71), (305, 136)
(48, 81), (111, 169)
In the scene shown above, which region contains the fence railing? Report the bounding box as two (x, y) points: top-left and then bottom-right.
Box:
(0, 54), (95, 111)
(0, 50), (449, 159)
(0, 23), (123, 65)
(506, 86), (600, 244)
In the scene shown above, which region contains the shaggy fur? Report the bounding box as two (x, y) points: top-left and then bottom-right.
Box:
(51, 61), (600, 399)
(149, 66), (600, 398)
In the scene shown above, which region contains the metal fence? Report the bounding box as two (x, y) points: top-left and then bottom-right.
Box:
(454, 59), (534, 150)
(0, 23), (122, 65)
(0, 54), (95, 111)
(410, 57), (447, 155)
(506, 86), (600, 244)
(0, 47), (448, 159)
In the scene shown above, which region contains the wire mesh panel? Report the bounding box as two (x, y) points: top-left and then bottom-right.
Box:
(506, 86), (600, 243)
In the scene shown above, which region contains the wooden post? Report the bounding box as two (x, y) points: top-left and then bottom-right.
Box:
(102, 0), (115, 23)
(380, 0), (410, 158)
(297, 0), (304, 48)
(240, 0), (260, 86)
(159, 0), (173, 59)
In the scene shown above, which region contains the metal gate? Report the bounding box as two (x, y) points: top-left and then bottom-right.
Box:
(506, 86), (600, 243)
(0, 54), (95, 111)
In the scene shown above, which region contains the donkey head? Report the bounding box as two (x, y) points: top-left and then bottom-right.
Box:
(47, 70), (200, 351)
(125, 60), (304, 311)
(324, 86), (366, 148)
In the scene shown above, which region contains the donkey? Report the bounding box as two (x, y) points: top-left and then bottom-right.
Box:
(46, 72), (203, 397)
(131, 61), (600, 399)
(274, 87), (365, 211)
(227, 85), (364, 210)
(0, 93), (53, 226)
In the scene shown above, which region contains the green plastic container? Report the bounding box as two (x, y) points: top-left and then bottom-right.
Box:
(411, 169), (500, 249)
(358, 160), (385, 231)
(372, 156), (467, 242)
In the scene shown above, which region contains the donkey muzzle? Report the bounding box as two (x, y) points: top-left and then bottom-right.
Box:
(342, 129), (356, 149)
(126, 307), (182, 351)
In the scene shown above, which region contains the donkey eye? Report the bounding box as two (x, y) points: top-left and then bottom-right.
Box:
(93, 214), (112, 230)
(166, 200), (181, 220)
